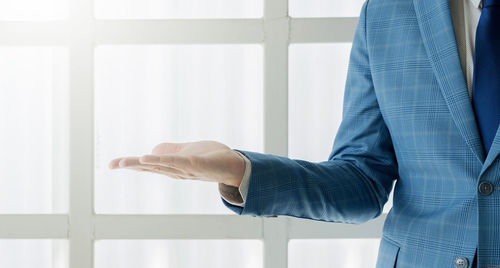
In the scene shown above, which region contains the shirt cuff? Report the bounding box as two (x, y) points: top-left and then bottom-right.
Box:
(236, 150), (251, 202)
(218, 150), (252, 207)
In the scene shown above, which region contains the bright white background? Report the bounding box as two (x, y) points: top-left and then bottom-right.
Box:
(0, 0), (395, 267)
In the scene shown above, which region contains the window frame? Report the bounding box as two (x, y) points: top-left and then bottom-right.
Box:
(0, 0), (387, 267)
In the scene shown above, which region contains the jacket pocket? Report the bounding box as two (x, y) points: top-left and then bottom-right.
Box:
(376, 237), (401, 268)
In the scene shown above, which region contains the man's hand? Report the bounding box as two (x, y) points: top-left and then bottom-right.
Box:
(109, 140), (246, 188)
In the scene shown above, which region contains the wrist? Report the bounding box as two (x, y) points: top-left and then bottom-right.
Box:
(227, 149), (246, 188)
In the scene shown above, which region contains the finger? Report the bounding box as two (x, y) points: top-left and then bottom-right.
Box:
(123, 166), (152, 172)
(139, 154), (191, 168)
(110, 156), (142, 169)
(122, 163), (211, 182)
(151, 142), (186, 155)
(123, 165), (190, 180)
(120, 157), (187, 176)
(118, 157), (142, 168)
(109, 157), (128, 169)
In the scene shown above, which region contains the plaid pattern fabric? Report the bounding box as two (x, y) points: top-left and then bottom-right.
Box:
(222, 0), (500, 267)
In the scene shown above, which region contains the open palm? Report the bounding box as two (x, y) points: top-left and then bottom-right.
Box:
(109, 140), (245, 188)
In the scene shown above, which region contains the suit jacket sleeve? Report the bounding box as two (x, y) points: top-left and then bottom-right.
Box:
(222, 0), (399, 224)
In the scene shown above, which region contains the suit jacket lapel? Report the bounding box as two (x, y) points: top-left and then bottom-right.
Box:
(413, 0), (485, 164)
(481, 129), (500, 175)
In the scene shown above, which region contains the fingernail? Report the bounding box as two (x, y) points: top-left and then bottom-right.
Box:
(140, 155), (160, 163)
(118, 159), (128, 167)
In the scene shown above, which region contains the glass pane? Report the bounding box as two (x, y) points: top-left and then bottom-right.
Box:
(0, 240), (68, 268)
(0, 0), (67, 20)
(290, 0), (365, 18)
(289, 43), (393, 214)
(95, 240), (262, 268)
(95, 0), (262, 19)
(95, 45), (263, 214)
(289, 239), (380, 268)
(289, 43), (351, 162)
(0, 47), (69, 213)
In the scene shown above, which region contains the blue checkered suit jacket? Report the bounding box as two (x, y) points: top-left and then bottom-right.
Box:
(223, 0), (500, 267)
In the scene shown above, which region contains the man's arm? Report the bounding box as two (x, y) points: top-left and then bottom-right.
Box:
(110, 0), (397, 225)
(221, 0), (399, 224)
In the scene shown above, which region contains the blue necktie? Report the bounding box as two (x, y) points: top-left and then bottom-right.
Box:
(472, 0), (500, 155)
(472, 1), (500, 267)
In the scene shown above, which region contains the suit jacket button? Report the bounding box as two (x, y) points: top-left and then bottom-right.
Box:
(454, 257), (469, 268)
(479, 181), (494, 195)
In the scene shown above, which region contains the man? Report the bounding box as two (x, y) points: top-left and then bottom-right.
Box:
(110, 0), (499, 267)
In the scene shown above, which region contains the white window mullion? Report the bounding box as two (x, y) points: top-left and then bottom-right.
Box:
(263, 0), (289, 158)
(94, 20), (264, 44)
(68, 0), (94, 267)
(0, 215), (68, 238)
(263, 0), (289, 267)
(93, 215), (263, 239)
(290, 18), (358, 43)
(263, 217), (289, 268)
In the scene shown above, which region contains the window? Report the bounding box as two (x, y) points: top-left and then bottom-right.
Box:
(0, 47), (69, 214)
(94, 44), (263, 214)
(94, 0), (263, 19)
(95, 240), (263, 268)
(0, 0), (393, 267)
(0, 240), (68, 268)
(0, 0), (67, 20)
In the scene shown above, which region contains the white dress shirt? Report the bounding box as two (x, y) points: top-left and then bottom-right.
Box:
(220, 0), (482, 207)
